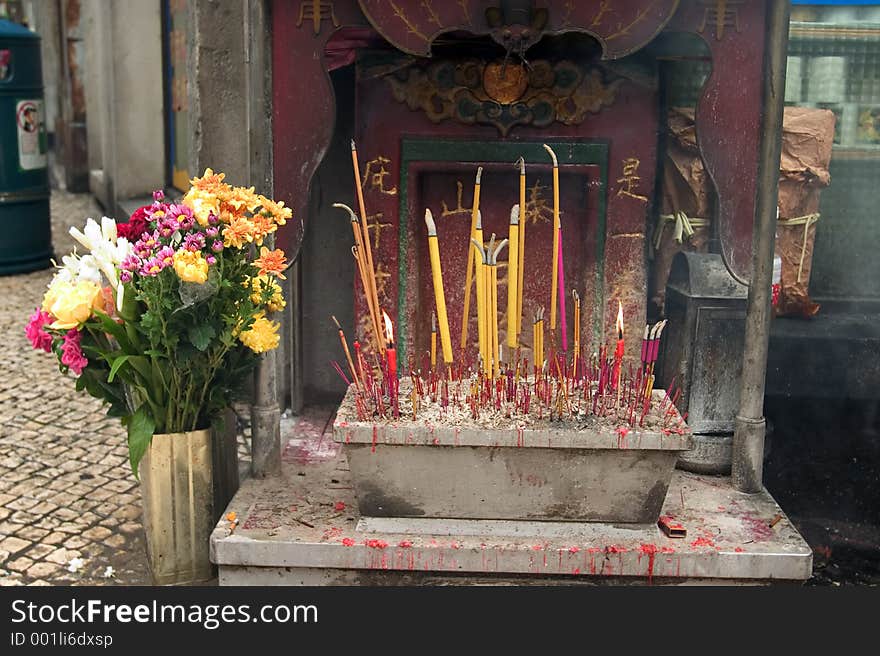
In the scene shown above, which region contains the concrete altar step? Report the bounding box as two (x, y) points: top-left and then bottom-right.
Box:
(211, 409), (813, 585)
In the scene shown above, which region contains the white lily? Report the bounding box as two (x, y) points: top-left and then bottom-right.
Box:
(69, 217), (104, 252)
(101, 216), (117, 242)
(69, 217), (130, 290)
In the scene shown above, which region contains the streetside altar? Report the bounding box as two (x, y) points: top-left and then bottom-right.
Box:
(211, 0), (813, 585)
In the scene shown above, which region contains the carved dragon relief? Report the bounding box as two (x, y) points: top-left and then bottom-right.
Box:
(382, 58), (624, 136)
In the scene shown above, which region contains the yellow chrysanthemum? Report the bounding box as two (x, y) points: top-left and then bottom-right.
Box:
(183, 188), (221, 227)
(172, 250), (209, 284)
(248, 275), (285, 312)
(238, 312), (280, 353)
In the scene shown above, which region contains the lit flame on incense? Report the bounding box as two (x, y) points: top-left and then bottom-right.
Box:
(616, 300), (624, 340)
(383, 310), (394, 345)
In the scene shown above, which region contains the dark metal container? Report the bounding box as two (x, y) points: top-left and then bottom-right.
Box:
(0, 19), (51, 275)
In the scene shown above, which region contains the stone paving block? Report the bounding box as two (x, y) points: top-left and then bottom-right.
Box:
(4, 496), (38, 512)
(14, 526), (51, 541)
(63, 536), (88, 549)
(25, 543), (55, 560)
(103, 534), (126, 549)
(46, 547), (79, 565)
(6, 557), (33, 573)
(0, 536), (30, 555)
(83, 526), (112, 541)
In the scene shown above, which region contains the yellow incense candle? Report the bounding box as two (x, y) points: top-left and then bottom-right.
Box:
(474, 212), (486, 365)
(506, 205), (520, 349)
(461, 167), (482, 349)
(430, 310), (437, 369)
(517, 158), (526, 339)
(471, 236), (488, 371)
(425, 210), (453, 363)
(543, 144), (560, 331)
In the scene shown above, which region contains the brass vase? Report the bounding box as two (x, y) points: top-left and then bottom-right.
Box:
(139, 428), (216, 585)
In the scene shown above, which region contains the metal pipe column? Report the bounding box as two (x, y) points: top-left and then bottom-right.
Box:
(732, 0), (791, 492)
(247, 0), (281, 477)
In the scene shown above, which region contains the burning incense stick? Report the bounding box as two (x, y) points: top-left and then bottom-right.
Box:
(349, 142), (382, 353)
(431, 310), (437, 369)
(331, 315), (361, 392)
(425, 209), (453, 364)
(614, 301), (624, 404)
(507, 204), (520, 349)
(543, 144), (560, 331)
(334, 203), (383, 353)
(383, 310), (397, 379)
(572, 290), (580, 378)
(461, 167), (482, 350)
(517, 157), (526, 340)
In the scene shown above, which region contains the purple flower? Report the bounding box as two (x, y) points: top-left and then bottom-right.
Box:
(121, 254), (141, 272)
(211, 240), (223, 253)
(207, 212), (219, 226)
(206, 255), (217, 266)
(205, 226), (219, 238)
(153, 189), (165, 201)
(156, 246), (175, 267)
(183, 232), (206, 252)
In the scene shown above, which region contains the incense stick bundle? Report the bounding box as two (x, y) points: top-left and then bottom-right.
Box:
(331, 315), (361, 392)
(334, 203), (383, 353)
(349, 142), (383, 354)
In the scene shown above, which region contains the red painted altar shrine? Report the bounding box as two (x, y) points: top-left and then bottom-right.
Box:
(272, 0), (768, 370)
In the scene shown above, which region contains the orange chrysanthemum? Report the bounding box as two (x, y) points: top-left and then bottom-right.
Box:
(190, 167), (229, 194)
(222, 218), (255, 249)
(253, 247), (288, 279)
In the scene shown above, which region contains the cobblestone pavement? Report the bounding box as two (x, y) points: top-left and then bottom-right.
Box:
(0, 190), (251, 586)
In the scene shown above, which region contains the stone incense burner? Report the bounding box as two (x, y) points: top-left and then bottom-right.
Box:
(333, 383), (692, 524)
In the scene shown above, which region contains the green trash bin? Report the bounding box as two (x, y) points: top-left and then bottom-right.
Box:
(0, 19), (51, 275)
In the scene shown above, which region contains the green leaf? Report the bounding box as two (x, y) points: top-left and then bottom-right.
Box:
(107, 355), (132, 383)
(92, 310), (133, 352)
(127, 406), (155, 480)
(188, 323), (216, 352)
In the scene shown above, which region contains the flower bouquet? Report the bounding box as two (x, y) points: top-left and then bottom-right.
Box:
(25, 169), (290, 478)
